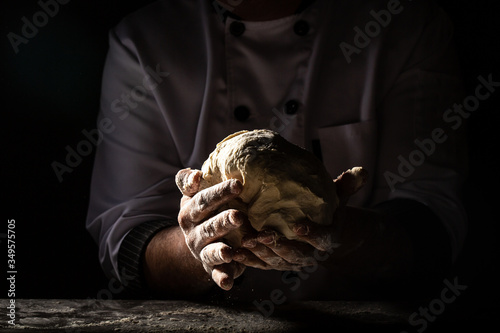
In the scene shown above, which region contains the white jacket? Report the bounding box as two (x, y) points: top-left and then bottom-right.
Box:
(86, 0), (467, 283)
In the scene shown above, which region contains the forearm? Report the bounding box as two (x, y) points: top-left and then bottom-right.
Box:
(142, 226), (214, 297)
(327, 206), (413, 283)
(327, 200), (451, 290)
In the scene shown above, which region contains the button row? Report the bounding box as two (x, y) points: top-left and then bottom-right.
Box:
(230, 20), (310, 37)
(233, 100), (300, 122)
(230, 21), (245, 37)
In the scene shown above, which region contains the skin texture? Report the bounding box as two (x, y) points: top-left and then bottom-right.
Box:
(141, 3), (416, 298)
(143, 167), (413, 298)
(179, 130), (341, 245)
(177, 174), (247, 290)
(143, 173), (248, 295)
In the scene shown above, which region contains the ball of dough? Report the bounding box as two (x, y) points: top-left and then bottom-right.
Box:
(196, 129), (338, 246)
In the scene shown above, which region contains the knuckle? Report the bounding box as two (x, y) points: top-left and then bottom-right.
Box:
(215, 179), (242, 201)
(177, 209), (187, 224)
(177, 212), (189, 228)
(178, 200), (202, 227)
(201, 220), (218, 239)
(214, 247), (225, 263)
(185, 237), (199, 255)
(201, 210), (240, 239)
(195, 192), (210, 212)
(221, 210), (235, 229)
(200, 247), (211, 263)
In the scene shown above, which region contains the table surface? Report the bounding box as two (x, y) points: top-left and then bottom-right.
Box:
(0, 299), (412, 332)
(0, 298), (483, 332)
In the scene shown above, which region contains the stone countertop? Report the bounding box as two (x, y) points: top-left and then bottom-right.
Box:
(1, 299), (417, 332)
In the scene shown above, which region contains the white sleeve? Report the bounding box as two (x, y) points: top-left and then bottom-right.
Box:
(85, 27), (182, 282)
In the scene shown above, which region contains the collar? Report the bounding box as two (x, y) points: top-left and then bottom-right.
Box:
(211, 0), (317, 23)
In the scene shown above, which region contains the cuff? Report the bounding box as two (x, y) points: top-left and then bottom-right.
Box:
(117, 219), (177, 295)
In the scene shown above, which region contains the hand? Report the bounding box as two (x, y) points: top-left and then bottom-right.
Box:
(176, 168), (247, 290)
(233, 167), (369, 271)
(233, 221), (337, 271)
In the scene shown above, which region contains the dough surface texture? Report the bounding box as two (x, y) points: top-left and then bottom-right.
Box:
(195, 129), (338, 246)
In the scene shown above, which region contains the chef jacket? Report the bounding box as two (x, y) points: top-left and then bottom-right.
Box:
(86, 0), (468, 289)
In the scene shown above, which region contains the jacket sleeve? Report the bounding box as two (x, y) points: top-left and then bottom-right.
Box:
(371, 2), (468, 262)
(86, 27), (182, 286)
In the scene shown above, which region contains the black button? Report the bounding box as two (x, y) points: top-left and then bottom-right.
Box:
(294, 20), (310, 36)
(285, 100), (300, 115)
(230, 21), (245, 37)
(234, 105), (250, 122)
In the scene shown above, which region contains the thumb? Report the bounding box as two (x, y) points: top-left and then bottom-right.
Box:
(334, 167), (368, 205)
(175, 168), (203, 197)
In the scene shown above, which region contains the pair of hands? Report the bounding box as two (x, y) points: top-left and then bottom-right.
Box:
(176, 168), (363, 291)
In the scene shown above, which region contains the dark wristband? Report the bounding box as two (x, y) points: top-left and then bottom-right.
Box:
(117, 219), (177, 295)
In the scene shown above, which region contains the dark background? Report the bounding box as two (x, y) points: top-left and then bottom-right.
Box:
(2, 0), (499, 328)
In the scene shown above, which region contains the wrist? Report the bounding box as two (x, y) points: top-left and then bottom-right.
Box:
(118, 220), (176, 295)
(143, 226), (213, 297)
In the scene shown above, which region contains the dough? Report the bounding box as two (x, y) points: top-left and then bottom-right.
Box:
(190, 129), (339, 246)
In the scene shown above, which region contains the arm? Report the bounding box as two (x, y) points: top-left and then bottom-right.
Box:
(298, 200), (450, 290)
(142, 170), (247, 297)
(235, 198), (450, 298)
(86, 27), (185, 291)
(88, 24), (246, 297)
(142, 226), (212, 297)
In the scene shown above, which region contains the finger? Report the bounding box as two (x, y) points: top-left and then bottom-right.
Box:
(254, 230), (318, 266)
(334, 167), (368, 205)
(242, 242), (302, 271)
(232, 261), (246, 279)
(212, 262), (245, 290)
(194, 209), (246, 245)
(291, 221), (339, 253)
(181, 179), (243, 225)
(176, 168), (203, 197)
(200, 242), (234, 266)
(262, 234), (318, 266)
(233, 248), (273, 270)
(180, 194), (191, 209)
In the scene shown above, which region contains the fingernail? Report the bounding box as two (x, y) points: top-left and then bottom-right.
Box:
(187, 170), (201, 187)
(220, 278), (233, 291)
(292, 224), (309, 236)
(258, 230), (275, 244)
(233, 252), (246, 261)
(230, 179), (243, 194)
